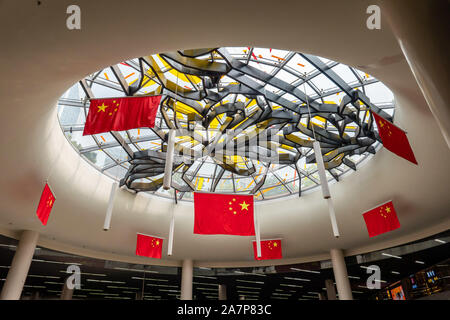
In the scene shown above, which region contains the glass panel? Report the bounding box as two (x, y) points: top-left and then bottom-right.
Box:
(65, 131), (96, 150)
(58, 106), (86, 126)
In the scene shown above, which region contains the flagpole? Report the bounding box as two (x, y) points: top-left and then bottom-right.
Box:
(136, 232), (166, 240)
(254, 207), (262, 258)
(326, 198), (340, 238)
(314, 141), (340, 238)
(163, 69), (178, 191)
(362, 199), (394, 215)
(103, 181), (118, 231)
(163, 129), (176, 190)
(303, 79), (340, 238)
(167, 207), (175, 256)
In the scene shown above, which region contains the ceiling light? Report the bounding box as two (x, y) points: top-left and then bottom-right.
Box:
(86, 279), (126, 284)
(434, 239), (446, 244)
(236, 279), (264, 284)
(280, 284), (303, 288)
(113, 267), (158, 273)
(391, 271), (400, 275)
(132, 277), (168, 281)
(360, 266), (378, 271)
(60, 270), (107, 277)
(194, 275), (217, 279)
(415, 260), (425, 264)
(381, 253), (402, 259)
(289, 268), (320, 274)
(272, 292), (291, 296)
(283, 276), (310, 282)
(28, 274), (60, 279)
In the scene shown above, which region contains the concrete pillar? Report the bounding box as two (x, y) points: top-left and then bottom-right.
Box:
(325, 279), (336, 300)
(218, 284), (227, 300)
(60, 277), (74, 300)
(380, 0), (450, 148)
(318, 292), (326, 300)
(330, 248), (353, 300)
(180, 259), (193, 300)
(0, 230), (39, 300)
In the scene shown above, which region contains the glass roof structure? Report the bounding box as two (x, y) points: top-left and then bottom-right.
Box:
(57, 47), (394, 201)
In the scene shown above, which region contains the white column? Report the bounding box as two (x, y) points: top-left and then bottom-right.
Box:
(325, 279), (336, 300)
(330, 248), (353, 300)
(218, 284), (227, 300)
(180, 259), (193, 300)
(60, 277), (74, 300)
(0, 230), (39, 300)
(380, 0), (450, 148)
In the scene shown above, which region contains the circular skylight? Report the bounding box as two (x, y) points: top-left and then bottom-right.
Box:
(57, 47), (394, 201)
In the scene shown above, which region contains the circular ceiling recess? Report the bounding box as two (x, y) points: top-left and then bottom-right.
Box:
(57, 47), (395, 202)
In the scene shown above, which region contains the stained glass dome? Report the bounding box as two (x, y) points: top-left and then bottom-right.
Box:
(57, 47), (394, 201)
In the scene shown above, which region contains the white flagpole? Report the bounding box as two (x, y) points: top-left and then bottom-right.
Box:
(313, 141), (340, 238)
(103, 182), (119, 231)
(254, 207), (262, 257)
(313, 141), (330, 199)
(163, 129), (176, 190)
(167, 207), (175, 256)
(326, 198), (340, 238)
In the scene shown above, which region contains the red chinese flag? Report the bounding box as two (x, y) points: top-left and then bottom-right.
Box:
(194, 193), (255, 236)
(36, 183), (55, 226)
(135, 234), (163, 259)
(252, 239), (282, 260)
(363, 201), (400, 237)
(83, 95), (162, 135)
(372, 112), (418, 165)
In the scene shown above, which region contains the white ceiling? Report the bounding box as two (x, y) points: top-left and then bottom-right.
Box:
(0, 0), (449, 267)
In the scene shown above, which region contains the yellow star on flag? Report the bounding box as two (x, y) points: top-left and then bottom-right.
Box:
(385, 206), (391, 213)
(239, 201), (249, 211)
(97, 103), (108, 112)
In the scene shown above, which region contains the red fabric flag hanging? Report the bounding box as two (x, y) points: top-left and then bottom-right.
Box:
(252, 239), (282, 260)
(83, 95), (162, 136)
(194, 193), (255, 236)
(135, 234), (163, 259)
(36, 183), (55, 226)
(372, 112), (418, 165)
(362, 201), (400, 237)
